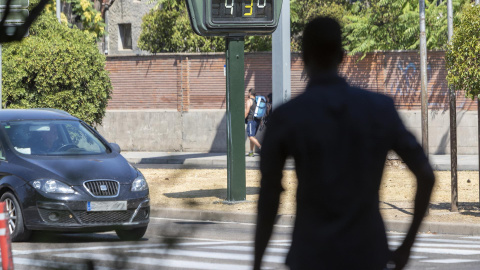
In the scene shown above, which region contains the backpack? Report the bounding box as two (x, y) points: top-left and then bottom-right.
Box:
(254, 96), (267, 119)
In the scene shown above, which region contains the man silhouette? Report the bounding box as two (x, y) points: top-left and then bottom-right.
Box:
(253, 17), (435, 270)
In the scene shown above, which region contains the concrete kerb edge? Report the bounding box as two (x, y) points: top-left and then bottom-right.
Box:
(150, 208), (480, 235)
(150, 208), (294, 226)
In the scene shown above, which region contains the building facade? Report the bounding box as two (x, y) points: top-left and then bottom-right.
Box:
(104, 0), (155, 55)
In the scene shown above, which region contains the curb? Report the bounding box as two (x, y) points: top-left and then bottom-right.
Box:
(150, 208), (480, 236)
(127, 157), (296, 169)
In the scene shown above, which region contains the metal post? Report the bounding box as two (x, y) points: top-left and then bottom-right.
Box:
(225, 36), (246, 202)
(477, 98), (480, 208)
(56, 0), (61, 22)
(476, 0), (480, 211)
(272, 0), (290, 110)
(420, 0), (429, 156)
(447, 0), (458, 212)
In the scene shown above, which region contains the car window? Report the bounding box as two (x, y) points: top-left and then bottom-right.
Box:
(2, 120), (108, 156)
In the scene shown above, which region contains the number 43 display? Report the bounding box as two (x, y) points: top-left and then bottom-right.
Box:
(186, 0), (283, 36)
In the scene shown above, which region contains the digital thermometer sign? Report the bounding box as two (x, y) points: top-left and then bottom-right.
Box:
(186, 0), (281, 36)
(210, 0), (274, 24)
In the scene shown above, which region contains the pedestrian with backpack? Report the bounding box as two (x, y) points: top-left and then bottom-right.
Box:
(245, 88), (263, 157)
(259, 93), (273, 131)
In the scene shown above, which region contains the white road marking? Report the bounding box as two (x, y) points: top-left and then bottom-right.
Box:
(410, 247), (480, 255)
(200, 245), (289, 254)
(13, 243), (167, 255)
(13, 240), (259, 255)
(410, 256), (428, 259)
(419, 259), (479, 264)
(129, 247), (285, 263)
(462, 236), (480, 240)
(389, 241), (480, 249)
(13, 257), (118, 270)
(150, 217), (294, 228)
(55, 253), (252, 270)
(414, 238), (480, 245)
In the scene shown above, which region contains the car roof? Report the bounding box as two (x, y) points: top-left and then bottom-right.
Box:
(0, 109), (78, 122)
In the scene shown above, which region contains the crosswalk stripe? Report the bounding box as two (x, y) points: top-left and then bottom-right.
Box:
(12, 240), (248, 255)
(389, 241), (480, 249)
(413, 238), (480, 245)
(419, 259), (479, 264)
(462, 236), (480, 240)
(128, 248), (286, 264)
(13, 257), (117, 270)
(200, 245), (289, 254)
(55, 253), (252, 270)
(410, 247), (480, 255)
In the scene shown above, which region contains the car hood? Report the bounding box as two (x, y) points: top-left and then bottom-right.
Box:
(12, 153), (137, 185)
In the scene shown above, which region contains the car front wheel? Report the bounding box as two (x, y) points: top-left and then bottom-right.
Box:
(0, 192), (31, 242)
(115, 226), (147, 241)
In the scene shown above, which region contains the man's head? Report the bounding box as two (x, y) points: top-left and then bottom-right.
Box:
(302, 17), (344, 76)
(249, 88), (256, 97)
(40, 125), (59, 148)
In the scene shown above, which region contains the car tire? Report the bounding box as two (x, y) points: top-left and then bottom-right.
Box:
(0, 192), (31, 242)
(115, 226), (148, 241)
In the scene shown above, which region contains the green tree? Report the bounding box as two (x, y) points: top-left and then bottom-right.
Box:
(343, 0), (467, 56)
(138, 0), (225, 52)
(139, 0), (350, 53)
(40, 0), (106, 39)
(446, 3), (480, 99)
(2, 13), (112, 126)
(290, 0), (350, 51)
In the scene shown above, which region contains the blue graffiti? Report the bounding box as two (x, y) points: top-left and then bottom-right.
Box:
(391, 61), (465, 109)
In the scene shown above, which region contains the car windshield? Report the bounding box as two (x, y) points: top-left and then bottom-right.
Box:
(1, 120), (108, 156)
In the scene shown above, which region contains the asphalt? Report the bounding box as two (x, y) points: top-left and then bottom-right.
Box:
(123, 151), (480, 236)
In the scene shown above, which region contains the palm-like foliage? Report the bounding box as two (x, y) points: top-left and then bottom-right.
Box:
(344, 0), (467, 57)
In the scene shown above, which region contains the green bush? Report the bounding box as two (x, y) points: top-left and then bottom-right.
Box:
(446, 3), (480, 99)
(2, 13), (112, 126)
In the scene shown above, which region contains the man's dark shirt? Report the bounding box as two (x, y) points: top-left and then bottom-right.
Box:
(259, 74), (429, 269)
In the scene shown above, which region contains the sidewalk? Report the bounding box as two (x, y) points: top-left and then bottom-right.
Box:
(122, 151), (479, 171)
(122, 151), (480, 236)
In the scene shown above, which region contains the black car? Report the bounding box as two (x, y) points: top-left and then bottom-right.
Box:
(0, 109), (149, 241)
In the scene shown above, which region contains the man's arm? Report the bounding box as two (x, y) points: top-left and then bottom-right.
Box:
(253, 111), (287, 270)
(245, 99), (252, 119)
(389, 103), (435, 270)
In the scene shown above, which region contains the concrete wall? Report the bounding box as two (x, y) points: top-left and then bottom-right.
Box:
(97, 109), (478, 155)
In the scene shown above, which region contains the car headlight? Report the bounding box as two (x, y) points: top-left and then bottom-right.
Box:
(31, 179), (75, 194)
(131, 174), (148, 192)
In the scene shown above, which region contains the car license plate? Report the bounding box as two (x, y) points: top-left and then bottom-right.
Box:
(87, 201), (127, 211)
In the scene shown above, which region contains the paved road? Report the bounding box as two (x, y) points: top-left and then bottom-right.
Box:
(8, 217), (480, 270)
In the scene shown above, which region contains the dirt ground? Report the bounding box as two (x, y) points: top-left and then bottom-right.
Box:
(141, 161), (480, 224)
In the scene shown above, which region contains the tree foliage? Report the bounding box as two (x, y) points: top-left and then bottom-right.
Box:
(138, 0), (225, 52)
(43, 0), (106, 39)
(2, 13), (112, 126)
(139, 0), (469, 54)
(291, 0), (349, 51)
(343, 0), (466, 56)
(446, 3), (480, 99)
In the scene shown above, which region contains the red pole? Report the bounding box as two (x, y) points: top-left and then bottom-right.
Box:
(0, 202), (13, 270)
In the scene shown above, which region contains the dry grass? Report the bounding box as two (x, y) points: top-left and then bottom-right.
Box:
(141, 164), (480, 223)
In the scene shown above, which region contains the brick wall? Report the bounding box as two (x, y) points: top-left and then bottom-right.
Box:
(105, 51), (476, 111)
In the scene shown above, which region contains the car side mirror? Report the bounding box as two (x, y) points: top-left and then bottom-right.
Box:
(110, 143), (121, 153)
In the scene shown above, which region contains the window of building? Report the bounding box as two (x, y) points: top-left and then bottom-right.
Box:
(119, 23), (132, 50)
